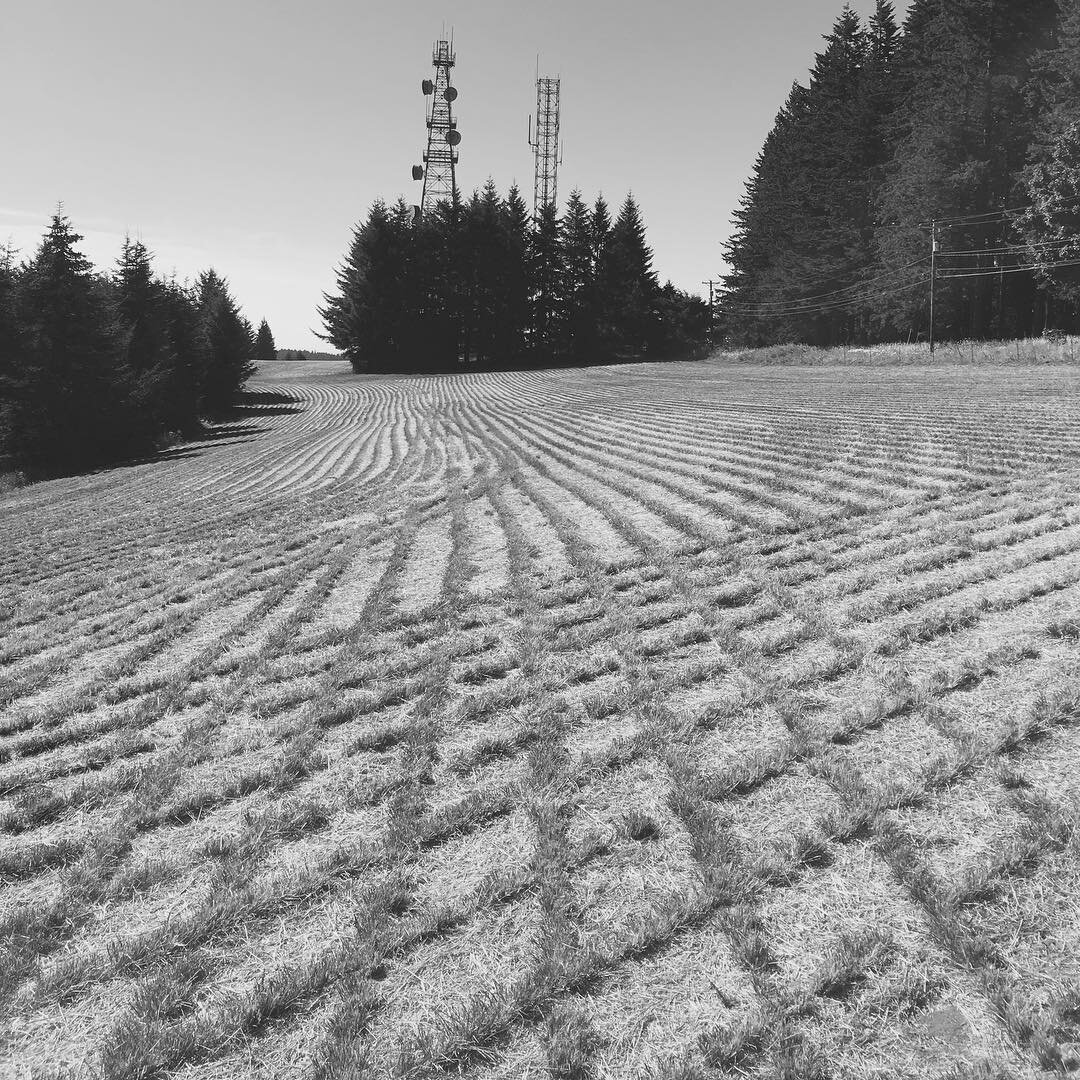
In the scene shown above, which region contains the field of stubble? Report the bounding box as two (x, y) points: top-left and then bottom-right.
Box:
(2, 358), (1080, 1080)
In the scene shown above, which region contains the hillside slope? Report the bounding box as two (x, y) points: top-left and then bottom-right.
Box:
(2, 359), (1080, 1078)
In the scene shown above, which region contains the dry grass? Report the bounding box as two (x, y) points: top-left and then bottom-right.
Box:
(1, 357), (1079, 1079)
(722, 336), (1080, 367)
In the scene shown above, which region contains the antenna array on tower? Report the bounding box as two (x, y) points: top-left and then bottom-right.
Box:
(412, 38), (460, 218)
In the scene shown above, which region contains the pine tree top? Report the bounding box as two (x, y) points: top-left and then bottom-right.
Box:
(32, 209), (93, 280)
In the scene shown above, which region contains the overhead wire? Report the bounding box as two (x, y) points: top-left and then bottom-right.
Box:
(722, 276), (930, 318)
(720, 213), (1077, 319)
(931, 196), (1080, 230)
(938, 257), (1080, 280)
(936, 237), (1075, 257)
(920, 195), (1080, 227)
(719, 257), (930, 312)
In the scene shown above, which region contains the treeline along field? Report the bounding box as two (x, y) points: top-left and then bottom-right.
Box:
(723, 0), (1080, 347)
(320, 184), (710, 373)
(2, 356), (1080, 1077)
(0, 211), (257, 479)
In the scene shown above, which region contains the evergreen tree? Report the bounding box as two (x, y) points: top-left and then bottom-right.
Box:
(462, 180), (525, 365)
(590, 195), (612, 265)
(255, 319), (277, 361)
(0, 243), (26, 463)
(796, 7), (873, 342)
(11, 210), (132, 471)
(589, 195), (616, 358)
(873, 0), (1059, 339)
(721, 82), (814, 344)
(160, 276), (204, 436)
(530, 201), (563, 361)
(502, 184), (532, 363)
(114, 237), (181, 446)
(319, 201), (408, 372)
(723, 9), (876, 345)
(1021, 0), (1080, 320)
(196, 270), (256, 413)
(415, 197), (465, 369)
(652, 282), (711, 359)
(559, 190), (596, 362)
(598, 194), (659, 358)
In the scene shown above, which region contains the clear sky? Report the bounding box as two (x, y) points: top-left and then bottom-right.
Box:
(4, 0), (909, 350)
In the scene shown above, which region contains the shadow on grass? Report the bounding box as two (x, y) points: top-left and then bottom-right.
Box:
(231, 389), (304, 415)
(1, 389), (305, 491)
(144, 389), (304, 465)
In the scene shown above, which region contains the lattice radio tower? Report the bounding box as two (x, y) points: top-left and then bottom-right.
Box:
(412, 37), (460, 218)
(528, 73), (562, 219)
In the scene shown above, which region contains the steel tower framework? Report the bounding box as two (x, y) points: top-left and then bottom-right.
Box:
(415, 39), (459, 216)
(528, 76), (561, 218)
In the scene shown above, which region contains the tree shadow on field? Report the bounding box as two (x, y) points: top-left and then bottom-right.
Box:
(149, 389), (305, 462)
(230, 389), (304, 416)
(3, 389), (305, 490)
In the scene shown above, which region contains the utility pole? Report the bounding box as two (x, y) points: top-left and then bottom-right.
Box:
(929, 219), (937, 355)
(702, 280), (718, 342)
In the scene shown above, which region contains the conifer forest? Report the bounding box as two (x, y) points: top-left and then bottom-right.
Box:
(0, 213), (258, 477)
(722, 0), (1080, 346)
(319, 187), (709, 373)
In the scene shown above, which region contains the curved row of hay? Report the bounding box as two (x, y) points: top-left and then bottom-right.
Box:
(2, 358), (1079, 1079)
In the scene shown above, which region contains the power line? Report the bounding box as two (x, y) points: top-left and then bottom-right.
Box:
(930, 196), (1080, 230)
(938, 257), (1080, 280)
(721, 230), (1078, 322)
(722, 276), (929, 318)
(872, 197), (1080, 232)
(936, 237), (1075, 257)
(719, 257), (930, 311)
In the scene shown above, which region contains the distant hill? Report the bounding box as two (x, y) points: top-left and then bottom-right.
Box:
(275, 349), (343, 361)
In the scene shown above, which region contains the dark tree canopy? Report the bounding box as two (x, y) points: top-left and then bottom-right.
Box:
(0, 210), (257, 477)
(721, 0), (1078, 345)
(255, 319), (277, 361)
(321, 186), (709, 373)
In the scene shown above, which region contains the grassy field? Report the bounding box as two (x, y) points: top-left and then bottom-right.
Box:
(2, 356), (1080, 1079)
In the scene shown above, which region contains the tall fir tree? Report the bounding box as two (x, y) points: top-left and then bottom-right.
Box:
(724, 9), (877, 345)
(722, 81), (815, 344)
(416, 197), (466, 369)
(500, 185), (533, 364)
(196, 270), (256, 413)
(590, 195), (616, 357)
(559, 189), (597, 363)
(599, 195), (659, 358)
(0, 243), (25, 461)
(114, 237), (181, 446)
(12, 210), (132, 471)
(873, 0), (1059, 339)
(1021, 0), (1080, 319)
(255, 319), (277, 361)
(319, 201), (409, 371)
(530, 200), (563, 360)
(160, 276), (204, 436)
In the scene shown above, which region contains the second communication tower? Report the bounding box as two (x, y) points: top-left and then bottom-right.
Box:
(528, 74), (561, 219)
(412, 38), (460, 217)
